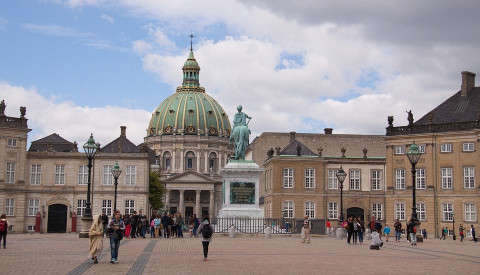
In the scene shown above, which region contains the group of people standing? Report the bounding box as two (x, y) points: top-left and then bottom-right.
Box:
(344, 216), (366, 245)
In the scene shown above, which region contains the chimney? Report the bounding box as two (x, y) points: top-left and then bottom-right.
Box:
(324, 128), (333, 134)
(461, 71), (476, 96)
(120, 126), (126, 137)
(289, 131), (296, 143)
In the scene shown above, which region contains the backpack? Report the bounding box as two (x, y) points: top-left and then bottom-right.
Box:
(0, 220), (6, 231)
(202, 224), (213, 239)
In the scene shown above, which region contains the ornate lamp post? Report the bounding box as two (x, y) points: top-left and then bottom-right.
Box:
(452, 213), (456, 240)
(111, 161), (122, 213)
(79, 133), (100, 238)
(406, 142), (422, 226)
(336, 166), (347, 222)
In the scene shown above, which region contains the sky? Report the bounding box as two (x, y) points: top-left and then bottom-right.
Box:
(1, 0), (480, 148)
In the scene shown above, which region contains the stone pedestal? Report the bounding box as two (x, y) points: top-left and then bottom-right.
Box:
(218, 160), (264, 217)
(78, 216), (93, 238)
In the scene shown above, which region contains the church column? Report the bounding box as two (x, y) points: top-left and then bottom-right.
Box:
(209, 190), (215, 218)
(195, 190), (201, 218)
(197, 150), (201, 173)
(204, 150), (209, 172)
(171, 151), (176, 172)
(179, 190), (185, 215)
(180, 150), (184, 172)
(165, 189), (171, 211)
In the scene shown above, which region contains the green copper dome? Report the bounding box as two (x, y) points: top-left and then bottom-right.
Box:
(147, 51), (231, 137)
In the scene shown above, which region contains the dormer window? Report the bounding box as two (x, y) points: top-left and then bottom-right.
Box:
(169, 110), (175, 115)
(188, 109), (194, 115)
(208, 110), (213, 116)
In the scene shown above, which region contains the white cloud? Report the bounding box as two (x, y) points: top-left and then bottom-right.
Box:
(0, 82), (150, 147)
(23, 23), (91, 37)
(100, 14), (114, 23)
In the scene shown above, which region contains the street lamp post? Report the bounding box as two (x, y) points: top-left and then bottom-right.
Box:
(79, 133), (100, 238)
(452, 213), (456, 240)
(406, 142), (422, 226)
(336, 166), (347, 223)
(111, 161), (122, 213)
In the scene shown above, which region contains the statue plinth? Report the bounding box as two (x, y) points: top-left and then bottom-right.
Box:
(78, 215), (93, 238)
(218, 160), (264, 217)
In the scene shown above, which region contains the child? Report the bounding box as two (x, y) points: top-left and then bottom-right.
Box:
(383, 224), (391, 242)
(189, 221), (194, 237)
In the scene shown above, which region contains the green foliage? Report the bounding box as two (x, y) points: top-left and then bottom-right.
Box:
(149, 171), (165, 210)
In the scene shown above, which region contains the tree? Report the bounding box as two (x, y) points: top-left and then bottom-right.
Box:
(149, 171), (165, 211)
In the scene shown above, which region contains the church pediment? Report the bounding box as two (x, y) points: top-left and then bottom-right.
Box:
(165, 171), (216, 183)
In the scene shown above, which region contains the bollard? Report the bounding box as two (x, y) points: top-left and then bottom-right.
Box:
(229, 225), (236, 238)
(265, 227), (272, 238)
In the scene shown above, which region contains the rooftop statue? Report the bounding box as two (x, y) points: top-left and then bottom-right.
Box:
(230, 105), (251, 160)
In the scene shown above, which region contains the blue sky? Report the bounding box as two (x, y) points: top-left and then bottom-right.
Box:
(1, 0), (480, 147)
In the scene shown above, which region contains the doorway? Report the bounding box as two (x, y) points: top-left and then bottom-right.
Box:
(346, 207), (364, 221)
(185, 206), (193, 218)
(47, 204), (67, 233)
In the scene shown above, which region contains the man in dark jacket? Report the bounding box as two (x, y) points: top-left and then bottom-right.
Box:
(101, 211), (109, 237)
(130, 211), (138, 238)
(161, 212), (171, 238)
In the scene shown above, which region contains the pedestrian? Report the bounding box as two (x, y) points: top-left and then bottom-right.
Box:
(198, 216), (213, 261)
(374, 218), (383, 239)
(189, 220), (194, 237)
(130, 211), (138, 238)
(301, 215), (311, 244)
(154, 215), (161, 238)
(176, 212), (184, 238)
(0, 214), (9, 249)
(346, 217), (354, 244)
(124, 214), (131, 238)
(471, 225), (477, 242)
(358, 217), (365, 245)
(422, 228), (427, 240)
(408, 219), (416, 246)
(370, 230), (383, 250)
(459, 224), (464, 242)
(107, 210), (125, 264)
(193, 214), (200, 237)
(326, 219), (332, 235)
(440, 227), (446, 240)
(161, 212), (170, 238)
(101, 211), (109, 237)
(383, 224), (391, 242)
(140, 215), (148, 238)
(89, 214), (103, 264)
(352, 217), (359, 244)
(444, 227), (449, 239)
(394, 219), (402, 242)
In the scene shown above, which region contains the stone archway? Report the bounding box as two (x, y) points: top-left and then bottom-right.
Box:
(47, 204), (67, 233)
(347, 207), (364, 221)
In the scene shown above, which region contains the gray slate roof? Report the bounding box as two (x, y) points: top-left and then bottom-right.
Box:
(100, 136), (141, 154)
(280, 140), (317, 156)
(28, 133), (77, 152)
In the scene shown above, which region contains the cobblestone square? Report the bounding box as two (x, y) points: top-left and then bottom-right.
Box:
(0, 234), (478, 274)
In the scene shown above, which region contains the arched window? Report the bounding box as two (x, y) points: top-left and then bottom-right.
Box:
(185, 151), (196, 170)
(163, 151), (172, 171)
(208, 152), (217, 171)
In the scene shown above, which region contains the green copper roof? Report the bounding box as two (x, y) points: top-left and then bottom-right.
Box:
(147, 51), (231, 137)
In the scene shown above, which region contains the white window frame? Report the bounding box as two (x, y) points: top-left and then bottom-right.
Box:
(372, 203), (382, 220)
(305, 201), (315, 219)
(28, 199), (39, 216)
(462, 142), (474, 152)
(103, 165), (114, 185)
(464, 203), (476, 222)
(7, 138), (17, 147)
(416, 203), (426, 221)
(283, 201), (294, 218)
(77, 199), (87, 216)
(464, 167), (475, 189)
(6, 162), (15, 183)
(30, 164), (42, 185)
(124, 199), (135, 215)
(328, 202), (338, 220)
(54, 164), (65, 185)
(440, 144), (452, 153)
(441, 168), (453, 189)
(283, 168), (294, 188)
(395, 202), (405, 221)
(304, 168), (315, 188)
(371, 170), (382, 190)
(78, 165), (88, 185)
(125, 165), (136, 186)
(442, 203), (453, 221)
(418, 145), (426, 153)
(395, 146), (405, 155)
(6, 198), (15, 216)
(27, 225), (35, 231)
(102, 199), (112, 216)
(395, 169), (405, 189)
(327, 169), (338, 189)
(349, 170), (360, 190)
(416, 168), (426, 189)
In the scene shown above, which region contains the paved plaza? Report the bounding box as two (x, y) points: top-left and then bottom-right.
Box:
(0, 233), (479, 274)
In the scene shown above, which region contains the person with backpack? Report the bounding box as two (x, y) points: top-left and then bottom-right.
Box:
(0, 214), (8, 249)
(107, 210), (125, 264)
(193, 214), (200, 237)
(197, 216), (213, 261)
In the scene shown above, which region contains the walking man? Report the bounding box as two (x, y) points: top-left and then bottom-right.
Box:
(394, 219), (402, 242)
(198, 216), (213, 261)
(301, 215), (311, 244)
(471, 225), (477, 242)
(459, 224), (464, 242)
(107, 210), (125, 264)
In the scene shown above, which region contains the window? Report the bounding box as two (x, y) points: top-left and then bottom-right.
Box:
(7, 138), (17, 147)
(395, 203), (405, 220)
(54, 165), (65, 185)
(349, 170), (360, 190)
(30, 164), (42, 185)
(372, 203), (382, 220)
(305, 201), (315, 219)
(327, 169), (338, 189)
(305, 169), (315, 188)
(395, 146), (405, 155)
(371, 170), (382, 190)
(462, 142), (474, 152)
(440, 144), (452, 153)
(187, 158), (193, 169)
(416, 168), (426, 189)
(209, 159), (215, 169)
(103, 165), (113, 185)
(395, 169), (405, 189)
(125, 165), (136, 186)
(102, 200), (112, 216)
(124, 200), (135, 215)
(283, 201), (293, 218)
(208, 152), (217, 170)
(441, 168), (453, 189)
(464, 203), (476, 222)
(283, 168), (294, 188)
(6, 162), (15, 183)
(6, 198), (14, 216)
(27, 225), (35, 231)
(442, 203), (453, 221)
(464, 167), (475, 189)
(328, 202), (338, 219)
(28, 199), (39, 216)
(416, 203), (426, 221)
(418, 145), (426, 153)
(165, 158), (171, 169)
(78, 165), (88, 185)
(77, 199), (87, 216)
